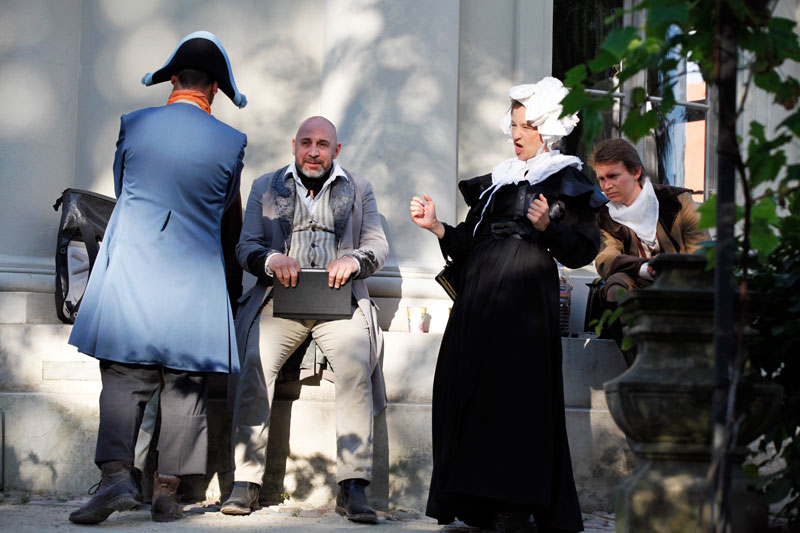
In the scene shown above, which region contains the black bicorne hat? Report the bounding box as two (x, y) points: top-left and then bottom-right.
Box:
(141, 31), (247, 108)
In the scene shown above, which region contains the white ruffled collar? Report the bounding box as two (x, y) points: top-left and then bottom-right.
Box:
(473, 150), (582, 235)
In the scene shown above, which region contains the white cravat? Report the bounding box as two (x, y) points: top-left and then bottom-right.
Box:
(607, 178), (659, 248)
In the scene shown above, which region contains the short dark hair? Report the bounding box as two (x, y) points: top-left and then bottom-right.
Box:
(590, 138), (645, 183)
(176, 68), (214, 89)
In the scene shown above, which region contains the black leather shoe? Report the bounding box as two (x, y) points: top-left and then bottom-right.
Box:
(336, 479), (377, 524)
(220, 481), (261, 515)
(68, 461), (140, 524)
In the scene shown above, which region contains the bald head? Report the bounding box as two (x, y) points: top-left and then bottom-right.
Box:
(292, 116), (341, 178)
(296, 116), (337, 144)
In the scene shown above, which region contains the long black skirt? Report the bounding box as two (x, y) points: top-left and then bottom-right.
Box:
(426, 235), (583, 532)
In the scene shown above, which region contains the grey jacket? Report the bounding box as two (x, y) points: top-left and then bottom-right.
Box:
(235, 165), (389, 412)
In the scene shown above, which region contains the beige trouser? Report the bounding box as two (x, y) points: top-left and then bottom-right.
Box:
(232, 299), (374, 484)
(134, 390), (159, 471)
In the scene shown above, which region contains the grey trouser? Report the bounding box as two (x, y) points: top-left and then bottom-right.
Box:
(231, 299), (374, 484)
(95, 360), (208, 476)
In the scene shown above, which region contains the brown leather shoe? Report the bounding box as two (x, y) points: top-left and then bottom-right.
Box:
(220, 481), (261, 515)
(68, 461), (140, 524)
(151, 473), (182, 522)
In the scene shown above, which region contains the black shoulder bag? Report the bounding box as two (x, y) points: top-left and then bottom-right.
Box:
(52, 188), (116, 323)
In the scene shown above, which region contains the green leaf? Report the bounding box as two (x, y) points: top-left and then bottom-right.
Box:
(749, 199), (780, 257)
(765, 477), (793, 503)
(775, 77), (800, 110)
(743, 463), (759, 478)
(603, 7), (627, 26)
(768, 16), (800, 62)
(660, 81), (677, 114)
(779, 112), (800, 138)
(620, 336), (634, 351)
(647, 2), (690, 28)
(746, 122), (790, 187)
(560, 84), (588, 116)
(589, 51), (620, 73)
(601, 26), (641, 59)
(631, 87), (648, 107)
(752, 197), (780, 226)
(704, 242), (716, 271)
(643, 36), (665, 55)
(755, 70), (783, 93)
(621, 109), (659, 142)
(608, 306), (624, 325)
(581, 109), (604, 147)
(750, 121), (767, 143)
(698, 195), (716, 230)
(594, 308), (614, 334)
(564, 64), (587, 87)
(748, 147), (788, 187)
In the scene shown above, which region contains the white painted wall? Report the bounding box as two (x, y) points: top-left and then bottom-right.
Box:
(1, 0), (557, 298)
(6, 0), (796, 302)
(320, 0), (461, 274)
(0, 0), (83, 289)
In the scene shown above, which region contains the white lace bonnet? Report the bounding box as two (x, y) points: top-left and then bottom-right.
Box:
(499, 76), (579, 148)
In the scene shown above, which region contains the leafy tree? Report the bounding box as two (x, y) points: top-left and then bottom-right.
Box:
(560, 0), (800, 529)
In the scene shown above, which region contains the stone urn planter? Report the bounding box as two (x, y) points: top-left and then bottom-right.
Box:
(604, 253), (782, 533)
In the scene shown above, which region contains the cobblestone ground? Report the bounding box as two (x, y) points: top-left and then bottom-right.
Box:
(0, 491), (616, 532)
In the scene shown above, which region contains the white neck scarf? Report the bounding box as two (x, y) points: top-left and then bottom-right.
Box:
(473, 150), (582, 235)
(607, 178), (659, 248)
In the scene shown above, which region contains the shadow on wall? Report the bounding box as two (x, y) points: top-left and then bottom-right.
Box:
(0, 392), (99, 497)
(318, 1), (463, 266)
(78, 0), (328, 198)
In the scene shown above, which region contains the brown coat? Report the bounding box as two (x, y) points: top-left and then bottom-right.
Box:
(595, 184), (709, 282)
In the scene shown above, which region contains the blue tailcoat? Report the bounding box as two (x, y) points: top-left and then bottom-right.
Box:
(69, 103), (246, 373)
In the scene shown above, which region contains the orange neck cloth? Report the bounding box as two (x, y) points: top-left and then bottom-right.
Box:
(167, 90), (211, 114)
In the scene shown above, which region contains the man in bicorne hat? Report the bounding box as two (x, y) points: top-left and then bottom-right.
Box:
(68, 31), (247, 524)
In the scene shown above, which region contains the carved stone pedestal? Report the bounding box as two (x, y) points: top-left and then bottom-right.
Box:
(604, 254), (781, 533)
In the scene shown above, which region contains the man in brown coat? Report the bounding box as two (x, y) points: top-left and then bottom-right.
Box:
(590, 138), (709, 365)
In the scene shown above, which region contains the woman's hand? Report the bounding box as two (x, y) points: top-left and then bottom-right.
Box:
(527, 193), (550, 231)
(410, 195), (445, 238)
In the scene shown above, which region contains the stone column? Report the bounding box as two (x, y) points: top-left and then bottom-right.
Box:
(604, 253), (781, 532)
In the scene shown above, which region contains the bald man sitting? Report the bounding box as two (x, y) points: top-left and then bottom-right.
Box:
(221, 117), (389, 523)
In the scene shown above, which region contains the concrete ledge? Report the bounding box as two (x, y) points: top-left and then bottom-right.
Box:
(0, 324), (94, 394)
(0, 256), (56, 294)
(0, 292), (60, 325)
(563, 337), (627, 410)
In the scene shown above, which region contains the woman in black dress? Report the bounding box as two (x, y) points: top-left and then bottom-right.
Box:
(410, 77), (606, 532)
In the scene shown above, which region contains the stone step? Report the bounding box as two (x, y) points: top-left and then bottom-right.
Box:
(0, 316), (629, 512)
(0, 324), (624, 410)
(0, 291), (60, 325)
(0, 324), (97, 395)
